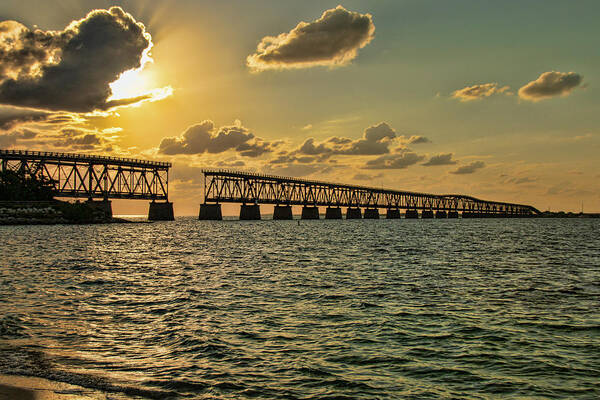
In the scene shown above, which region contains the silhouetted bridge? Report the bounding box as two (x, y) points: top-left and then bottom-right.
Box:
(0, 149), (174, 220)
(200, 170), (540, 220)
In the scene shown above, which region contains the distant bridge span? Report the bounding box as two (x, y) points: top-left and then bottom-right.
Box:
(200, 169), (540, 220)
(0, 149), (174, 220)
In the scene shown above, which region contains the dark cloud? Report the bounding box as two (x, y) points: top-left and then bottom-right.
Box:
(298, 122), (398, 157)
(0, 128), (38, 147)
(406, 135), (430, 144)
(0, 106), (50, 130)
(518, 71), (583, 101)
(299, 138), (332, 155)
(158, 120), (276, 157)
(47, 128), (109, 151)
(236, 139), (275, 158)
(364, 151), (424, 169)
(452, 83), (511, 101)
(0, 7), (152, 112)
(247, 5), (375, 71)
(64, 133), (101, 146)
(422, 153), (457, 166)
(269, 150), (322, 165)
(450, 161), (485, 175)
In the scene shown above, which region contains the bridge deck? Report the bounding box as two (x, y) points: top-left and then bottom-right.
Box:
(0, 149), (171, 168)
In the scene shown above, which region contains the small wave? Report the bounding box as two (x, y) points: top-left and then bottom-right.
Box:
(297, 366), (334, 377)
(80, 279), (110, 285)
(517, 321), (600, 332)
(0, 314), (28, 338)
(351, 301), (382, 308)
(236, 330), (264, 341)
(326, 354), (410, 366)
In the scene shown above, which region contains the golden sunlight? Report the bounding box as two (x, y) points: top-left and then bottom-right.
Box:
(108, 69), (153, 101)
(108, 68), (173, 107)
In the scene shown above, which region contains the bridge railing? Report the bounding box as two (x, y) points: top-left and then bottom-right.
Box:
(0, 149), (171, 168)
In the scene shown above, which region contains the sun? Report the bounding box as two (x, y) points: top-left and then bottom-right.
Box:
(108, 69), (153, 101)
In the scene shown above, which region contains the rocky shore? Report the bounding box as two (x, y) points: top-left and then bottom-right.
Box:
(0, 201), (129, 225)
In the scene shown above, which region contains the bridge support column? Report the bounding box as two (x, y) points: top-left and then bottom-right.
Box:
(386, 208), (401, 219)
(405, 209), (418, 219)
(364, 208), (380, 219)
(148, 201), (174, 221)
(435, 210), (447, 219)
(421, 210), (434, 219)
(301, 206), (320, 220)
(273, 205), (293, 220)
(346, 207), (362, 219)
(448, 211), (459, 218)
(199, 203), (222, 220)
(325, 207), (342, 219)
(86, 199), (112, 219)
(240, 204), (261, 220)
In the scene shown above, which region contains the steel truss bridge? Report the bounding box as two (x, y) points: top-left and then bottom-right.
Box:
(1, 149), (170, 201)
(202, 169), (540, 216)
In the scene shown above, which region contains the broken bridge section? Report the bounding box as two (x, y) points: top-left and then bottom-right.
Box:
(0, 149), (174, 220)
(200, 169), (540, 220)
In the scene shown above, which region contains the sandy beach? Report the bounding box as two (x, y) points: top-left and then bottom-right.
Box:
(0, 375), (104, 400)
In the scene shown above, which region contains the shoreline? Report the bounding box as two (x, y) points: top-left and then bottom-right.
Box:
(0, 217), (149, 226)
(0, 374), (104, 400)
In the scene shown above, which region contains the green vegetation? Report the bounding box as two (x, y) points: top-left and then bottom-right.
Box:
(0, 170), (56, 201)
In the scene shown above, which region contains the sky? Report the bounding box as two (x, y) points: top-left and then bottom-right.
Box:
(1, 0), (599, 215)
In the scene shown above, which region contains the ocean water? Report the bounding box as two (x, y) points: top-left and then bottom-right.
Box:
(0, 217), (599, 399)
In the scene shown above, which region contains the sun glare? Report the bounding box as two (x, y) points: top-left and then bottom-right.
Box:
(109, 69), (152, 101)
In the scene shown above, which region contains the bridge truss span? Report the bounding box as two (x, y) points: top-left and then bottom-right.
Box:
(202, 169), (539, 216)
(1, 149), (171, 201)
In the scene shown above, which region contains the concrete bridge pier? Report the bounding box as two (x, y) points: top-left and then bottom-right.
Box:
(346, 207), (362, 219)
(421, 210), (434, 219)
(435, 210), (447, 218)
(364, 208), (380, 219)
(199, 203), (222, 220)
(405, 209), (418, 219)
(448, 211), (459, 218)
(273, 205), (293, 220)
(148, 201), (174, 221)
(240, 204), (261, 220)
(86, 199), (112, 219)
(301, 206), (320, 219)
(386, 208), (401, 219)
(325, 207), (343, 219)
